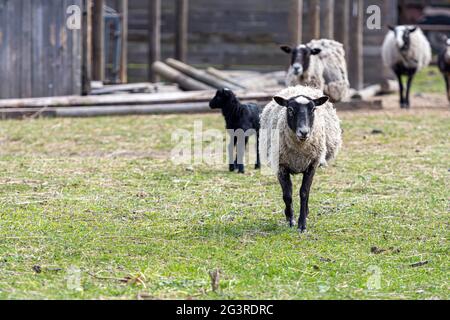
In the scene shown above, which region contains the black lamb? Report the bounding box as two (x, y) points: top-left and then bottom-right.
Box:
(209, 88), (261, 174)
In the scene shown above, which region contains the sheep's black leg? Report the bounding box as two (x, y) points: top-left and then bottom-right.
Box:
(395, 71), (405, 108)
(405, 68), (416, 108)
(298, 165), (316, 233)
(255, 131), (261, 170)
(278, 167), (294, 227)
(236, 137), (246, 174)
(228, 137), (235, 172)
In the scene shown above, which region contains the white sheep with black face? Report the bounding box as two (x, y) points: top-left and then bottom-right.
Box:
(259, 85), (342, 232)
(281, 39), (349, 102)
(437, 37), (450, 102)
(382, 25), (432, 108)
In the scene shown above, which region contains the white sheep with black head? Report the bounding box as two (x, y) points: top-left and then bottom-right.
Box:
(382, 25), (432, 108)
(280, 39), (350, 102)
(259, 85), (342, 232)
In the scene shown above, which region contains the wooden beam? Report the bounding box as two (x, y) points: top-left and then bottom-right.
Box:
(335, 0), (350, 61)
(310, 0), (320, 40)
(82, 0), (93, 95)
(349, 0), (364, 90)
(148, 0), (161, 82)
(175, 0), (189, 62)
(165, 58), (241, 90)
(120, 0), (128, 83)
(0, 90), (274, 109)
(152, 61), (214, 91)
(322, 0), (334, 39)
(92, 0), (105, 82)
(288, 0), (303, 45)
(0, 100), (383, 120)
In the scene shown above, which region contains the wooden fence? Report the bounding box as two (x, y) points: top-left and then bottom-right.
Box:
(0, 0), (83, 99)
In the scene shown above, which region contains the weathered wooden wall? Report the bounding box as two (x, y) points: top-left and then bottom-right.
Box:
(0, 0), (82, 99)
(126, 0), (398, 85)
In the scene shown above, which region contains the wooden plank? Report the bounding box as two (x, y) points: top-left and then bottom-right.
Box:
(0, 100), (383, 119)
(152, 61), (214, 91)
(335, 0), (350, 62)
(120, 0), (128, 83)
(288, 0), (303, 45)
(82, 0), (93, 95)
(0, 1), (6, 98)
(72, 0), (83, 95)
(349, 0), (364, 90)
(310, 0), (320, 40)
(31, 0), (46, 97)
(0, 90), (275, 108)
(322, 0), (334, 39)
(175, 0), (188, 62)
(165, 58), (241, 90)
(205, 67), (247, 89)
(93, 0), (105, 81)
(148, 0), (161, 82)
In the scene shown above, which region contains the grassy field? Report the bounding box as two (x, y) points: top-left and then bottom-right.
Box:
(0, 103), (448, 300)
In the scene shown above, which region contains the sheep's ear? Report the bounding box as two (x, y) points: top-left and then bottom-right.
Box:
(280, 45), (292, 54)
(273, 96), (288, 107)
(313, 96), (329, 107)
(409, 26), (418, 33)
(388, 25), (395, 31)
(311, 48), (321, 55)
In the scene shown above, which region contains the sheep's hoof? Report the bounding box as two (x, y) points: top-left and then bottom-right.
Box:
(400, 102), (409, 109)
(255, 164), (261, 170)
(229, 164), (236, 172)
(288, 220), (295, 228)
(237, 165), (245, 174)
(298, 226), (307, 234)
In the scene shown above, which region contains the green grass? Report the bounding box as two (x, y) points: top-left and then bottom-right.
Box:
(0, 107), (449, 300)
(413, 66), (446, 94)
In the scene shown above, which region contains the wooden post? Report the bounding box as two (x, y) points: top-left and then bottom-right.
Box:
(335, 0), (350, 59)
(82, 0), (93, 95)
(148, 0), (161, 82)
(310, 0), (320, 40)
(288, 0), (303, 45)
(92, 0), (105, 82)
(349, 0), (364, 90)
(119, 0), (128, 83)
(322, 0), (334, 39)
(175, 0), (189, 62)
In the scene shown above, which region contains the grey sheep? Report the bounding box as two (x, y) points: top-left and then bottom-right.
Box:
(259, 86), (342, 232)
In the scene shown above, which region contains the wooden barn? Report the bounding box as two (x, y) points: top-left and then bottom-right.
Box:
(0, 0), (449, 99)
(0, 0), (83, 99)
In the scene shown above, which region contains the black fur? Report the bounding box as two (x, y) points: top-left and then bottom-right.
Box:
(209, 88), (262, 173)
(280, 45), (321, 76)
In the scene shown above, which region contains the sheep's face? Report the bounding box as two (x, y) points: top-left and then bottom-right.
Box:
(281, 45), (321, 77)
(273, 95), (329, 141)
(209, 88), (235, 110)
(388, 25), (417, 51)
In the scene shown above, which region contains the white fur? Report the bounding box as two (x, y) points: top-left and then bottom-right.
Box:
(382, 26), (431, 71)
(285, 39), (350, 103)
(259, 86), (342, 176)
